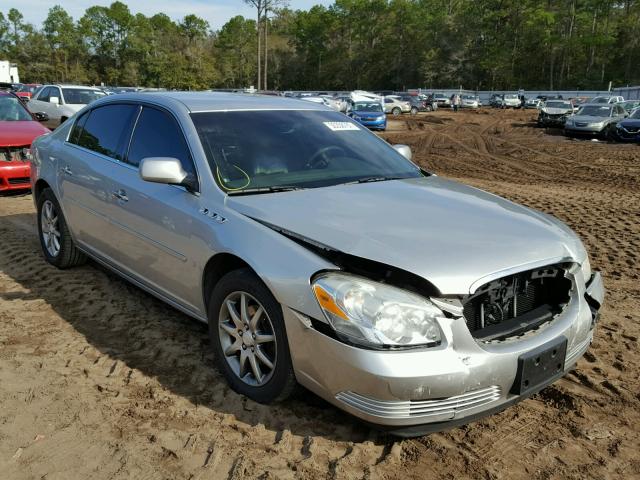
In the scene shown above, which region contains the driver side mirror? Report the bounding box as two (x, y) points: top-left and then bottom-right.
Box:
(49, 96), (60, 105)
(139, 157), (197, 192)
(33, 112), (49, 122)
(393, 144), (412, 161)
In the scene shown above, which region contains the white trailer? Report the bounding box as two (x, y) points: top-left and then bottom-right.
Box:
(0, 61), (20, 84)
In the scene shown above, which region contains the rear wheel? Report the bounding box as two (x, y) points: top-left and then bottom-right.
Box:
(410, 107), (418, 115)
(37, 188), (86, 268)
(208, 268), (296, 403)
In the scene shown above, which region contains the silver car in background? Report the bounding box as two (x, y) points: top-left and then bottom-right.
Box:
(27, 84), (106, 128)
(537, 100), (574, 127)
(30, 92), (603, 436)
(564, 103), (628, 138)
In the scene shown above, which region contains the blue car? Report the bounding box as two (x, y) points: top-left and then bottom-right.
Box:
(348, 101), (387, 131)
(615, 108), (640, 142)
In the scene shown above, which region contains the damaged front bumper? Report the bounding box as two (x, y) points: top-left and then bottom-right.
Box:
(284, 271), (604, 437)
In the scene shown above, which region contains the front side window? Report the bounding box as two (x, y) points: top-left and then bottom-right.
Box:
(127, 107), (196, 182)
(61, 88), (106, 105)
(76, 104), (138, 160)
(0, 95), (34, 121)
(37, 87), (52, 102)
(191, 110), (422, 193)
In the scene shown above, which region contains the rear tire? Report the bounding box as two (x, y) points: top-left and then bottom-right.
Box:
(37, 188), (86, 268)
(410, 107), (418, 115)
(208, 268), (297, 404)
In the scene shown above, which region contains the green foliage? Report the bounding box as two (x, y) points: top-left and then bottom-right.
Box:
(0, 0), (638, 89)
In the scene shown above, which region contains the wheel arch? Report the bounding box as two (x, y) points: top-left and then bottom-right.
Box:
(202, 253), (255, 313)
(34, 179), (51, 203)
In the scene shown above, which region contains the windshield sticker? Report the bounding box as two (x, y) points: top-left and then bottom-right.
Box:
(323, 122), (360, 131)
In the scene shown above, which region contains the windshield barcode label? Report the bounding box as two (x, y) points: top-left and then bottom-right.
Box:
(323, 122), (360, 131)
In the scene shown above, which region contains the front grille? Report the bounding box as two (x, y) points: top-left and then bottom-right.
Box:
(0, 146), (29, 162)
(575, 122), (588, 127)
(622, 126), (639, 133)
(463, 264), (572, 341)
(7, 177), (30, 185)
(336, 386), (502, 419)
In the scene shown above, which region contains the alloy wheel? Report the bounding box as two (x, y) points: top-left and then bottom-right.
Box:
(41, 199), (61, 257)
(218, 291), (277, 386)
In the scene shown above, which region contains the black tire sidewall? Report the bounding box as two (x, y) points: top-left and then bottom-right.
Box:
(207, 268), (295, 403)
(37, 189), (73, 267)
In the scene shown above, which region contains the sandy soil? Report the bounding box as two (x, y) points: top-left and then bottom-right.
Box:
(1, 108), (639, 479)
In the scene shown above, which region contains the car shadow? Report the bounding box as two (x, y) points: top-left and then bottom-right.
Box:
(0, 212), (392, 444)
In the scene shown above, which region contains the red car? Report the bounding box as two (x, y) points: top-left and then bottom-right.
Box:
(0, 91), (50, 192)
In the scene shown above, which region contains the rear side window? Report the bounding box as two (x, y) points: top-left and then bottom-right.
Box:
(126, 107), (196, 181)
(68, 110), (90, 145)
(76, 104), (138, 160)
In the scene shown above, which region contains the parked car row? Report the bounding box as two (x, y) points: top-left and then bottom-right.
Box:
(535, 97), (639, 142)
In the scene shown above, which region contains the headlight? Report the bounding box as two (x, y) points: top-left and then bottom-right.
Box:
(581, 256), (592, 282)
(590, 121), (604, 128)
(312, 273), (443, 348)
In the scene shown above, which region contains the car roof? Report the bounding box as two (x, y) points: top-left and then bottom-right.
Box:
(91, 91), (332, 113)
(43, 84), (104, 90)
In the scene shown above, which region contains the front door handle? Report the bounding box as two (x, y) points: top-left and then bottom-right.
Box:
(112, 189), (128, 203)
(62, 165), (73, 175)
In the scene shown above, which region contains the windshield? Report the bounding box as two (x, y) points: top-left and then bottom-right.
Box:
(0, 96), (33, 121)
(191, 110), (421, 193)
(578, 105), (612, 116)
(353, 102), (383, 112)
(590, 97), (610, 104)
(631, 109), (640, 119)
(61, 88), (106, 105)
(504, 94), (518, 99)
(545, 101), (571, 109)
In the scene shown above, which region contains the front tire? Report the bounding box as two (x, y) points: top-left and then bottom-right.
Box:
(392, 107), (401, 116)
(37, 188), (86, 268)
(208, 268), (296, 404)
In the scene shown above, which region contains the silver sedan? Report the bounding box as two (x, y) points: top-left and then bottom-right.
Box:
(30, 92), (604, 436)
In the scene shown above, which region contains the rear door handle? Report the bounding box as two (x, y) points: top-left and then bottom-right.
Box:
(62, 165), (73, 175)
(112, 189), (128, 203)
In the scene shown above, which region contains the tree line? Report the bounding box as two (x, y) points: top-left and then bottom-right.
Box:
(1, 1), (638, 91)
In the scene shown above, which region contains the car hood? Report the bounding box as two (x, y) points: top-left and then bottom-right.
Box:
(353, 111), (385, 117)
(541, 107), (571, 114)
(571, 115), (610, 123)
(0, 121), (50, 146)
(227, 177), (585, 295)
(618, 119), (640, 127)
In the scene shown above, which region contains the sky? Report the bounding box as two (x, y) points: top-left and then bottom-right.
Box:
(2, 0), (332, 31)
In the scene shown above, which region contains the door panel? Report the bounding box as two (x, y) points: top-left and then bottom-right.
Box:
(102, 166), (204, 311)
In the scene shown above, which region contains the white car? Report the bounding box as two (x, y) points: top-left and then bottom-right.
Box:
(383, 96), (411, 115)
(591, 96), (624, 105)
(27, 84), (106, 129)
(461, 95), (480, 109)
(500, 94), (522, 109)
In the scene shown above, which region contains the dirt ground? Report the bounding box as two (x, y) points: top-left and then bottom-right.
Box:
(1, 108), (639, 479)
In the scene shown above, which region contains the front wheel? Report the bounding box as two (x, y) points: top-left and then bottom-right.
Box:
(392, 107), (401, 116)
(410, 107), (418, 115)
(208, 269), (296, 403)
(37, 188), (86, 268)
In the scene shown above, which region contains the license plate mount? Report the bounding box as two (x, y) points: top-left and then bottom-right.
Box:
(510, 337), (567, 395)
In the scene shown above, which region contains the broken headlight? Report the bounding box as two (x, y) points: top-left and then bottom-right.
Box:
(312, 273), (443, 348)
